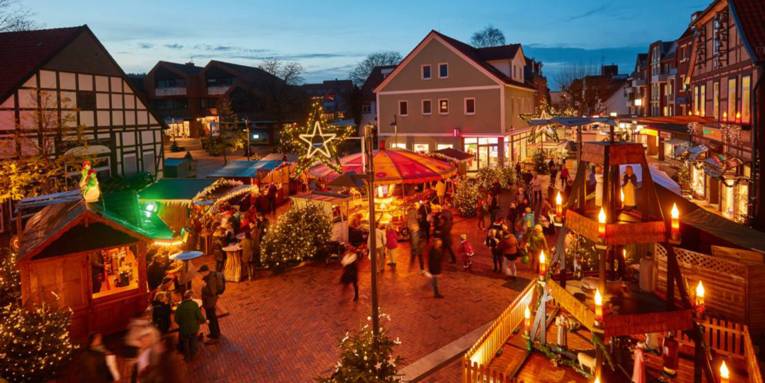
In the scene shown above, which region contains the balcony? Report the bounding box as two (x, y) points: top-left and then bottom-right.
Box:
(155, 87), (187, 96)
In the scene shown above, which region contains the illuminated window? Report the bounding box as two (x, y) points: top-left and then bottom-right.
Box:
(699, 85), (706, 116)
(713, 82), (719, 118)
(438, 63), (448, 79)
(438, 99), (449, 114)
(421, 65), (432, 80)
(727, 77), (736, 119)
(421, 99), (432, 115)
(413, 143), (429, 153)
(464, 98), (476, 115)
(436, 144), (453, 150)
(398, 100), (408, 116)
(390, 142), (406, 149)
(91, 246), (139, 298)
(742, 76), (751, 122)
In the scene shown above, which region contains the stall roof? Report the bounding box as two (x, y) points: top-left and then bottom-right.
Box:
(328, 171), (367, 189)
(683, 209), (765, 253)
(435, 147), (473, 161)
(528, 116), (616, 127)
(138, 178), (215, 201)
(291, 191), (352, 204)
(207, 159), (283, 178)
(18, 197), (173, 261)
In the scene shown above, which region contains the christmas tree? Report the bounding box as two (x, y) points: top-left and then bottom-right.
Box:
(318, 318), (403, 383)
(260, 203), (332, 269)
(0, 249), (75, 383)
(453, 177), (480, 217)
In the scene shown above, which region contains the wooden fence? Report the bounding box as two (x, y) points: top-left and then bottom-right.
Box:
(462, 282), (535, 383)
(674, 317), (762, 383)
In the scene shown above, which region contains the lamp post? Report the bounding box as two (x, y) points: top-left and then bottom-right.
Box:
(365, 124), (381, 341)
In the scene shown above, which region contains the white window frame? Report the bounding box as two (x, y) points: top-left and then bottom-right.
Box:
(421, 64), (432, 80)
(398, 100), (408, 116)
(438, 63), (449, 79)
(421, 99), (432, 115)
(464, 97), (476, 115)
(438, 98), (449, 115)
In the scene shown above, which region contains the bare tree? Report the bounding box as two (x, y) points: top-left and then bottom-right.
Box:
(349, 51), (401, 86)
(0, 0), (35, 32)
(257, 58), (307, 124)
(470, 25), (506, 48)
(553, 63), (603, 116)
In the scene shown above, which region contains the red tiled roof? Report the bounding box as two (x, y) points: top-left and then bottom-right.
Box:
(431, 30), (535, 90)
(730, 0), (765, 61)
(0, 26), (86, 102)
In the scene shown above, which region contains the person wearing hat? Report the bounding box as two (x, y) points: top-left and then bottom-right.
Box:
(197, 265), (222, 342)
(340, 250), (359, 302)
(174, 290), (205, 361)
(458, 234), (475, 271)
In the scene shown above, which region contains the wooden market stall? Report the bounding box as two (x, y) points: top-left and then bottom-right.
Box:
(17, 195), (173, 341)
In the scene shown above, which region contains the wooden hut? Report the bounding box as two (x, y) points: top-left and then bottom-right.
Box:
(17, 197), (169, 340)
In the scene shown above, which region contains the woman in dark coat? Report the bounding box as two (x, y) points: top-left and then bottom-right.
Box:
(340, 250), (359, 302)
(428, 238), (445, 298)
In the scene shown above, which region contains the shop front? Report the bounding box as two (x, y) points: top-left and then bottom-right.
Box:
(463, 137), (499, 172)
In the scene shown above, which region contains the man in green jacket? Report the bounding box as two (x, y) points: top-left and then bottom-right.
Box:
(175, 290), (205, 361)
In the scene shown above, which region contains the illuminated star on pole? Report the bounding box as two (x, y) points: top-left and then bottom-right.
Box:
(299, 120), (336, 158)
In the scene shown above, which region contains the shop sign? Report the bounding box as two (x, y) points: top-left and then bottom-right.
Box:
(703, 127), (722, 141)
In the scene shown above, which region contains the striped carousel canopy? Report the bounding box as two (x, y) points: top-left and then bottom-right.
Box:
(309, 149), (456, 185)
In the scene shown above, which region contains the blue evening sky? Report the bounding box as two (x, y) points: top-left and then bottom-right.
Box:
(26, 0), (710, 88)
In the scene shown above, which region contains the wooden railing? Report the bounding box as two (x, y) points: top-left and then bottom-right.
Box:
(463, 282), (535, 383)
(674, 317), (762, 382)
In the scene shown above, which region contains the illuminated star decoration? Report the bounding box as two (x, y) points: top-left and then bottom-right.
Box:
(299, 120), (336, 159)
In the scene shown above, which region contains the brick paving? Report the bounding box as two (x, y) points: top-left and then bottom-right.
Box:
(178, 212), (535, 382)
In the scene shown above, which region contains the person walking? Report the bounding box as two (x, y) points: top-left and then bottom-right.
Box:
(79, 333), (119, 382)
(340, 251), (359, 302)
(476, 196), (487, 230)
(506, 201), (518, 228)
(212, 231), (226, 272)
(559, 163), (569, 189)
(174, 290), (205, 361)
(267, 183), (278, 215)
(485, 229), (500, 272)
(416, 202), (430, 242)
(409, 223), (425, 273)
(488, 191), (499, 223)
(240, 230), (255, 280)
(428, 238), (445, 298)
(385, 224), (399, 269)
(500, 232), (519, 280)
(151, 289), (172, 334)
(198, 265), (223, 342)
(439, 208), (456, 264)
(458, 233), (475, 271)
(522, 207), (535, 232)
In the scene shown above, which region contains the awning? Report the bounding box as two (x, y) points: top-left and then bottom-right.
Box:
(435, 147), (473, 162)
(703, 153), (741, 178)
(683, 209), (765, 253)
(64, 145), (111, 157)
(328, 171), (366, 189)
(686, 145), (708, 161)
(138, 179), (215, 202)
(528, 116), (616, 127)
(207, 160), (283, 178)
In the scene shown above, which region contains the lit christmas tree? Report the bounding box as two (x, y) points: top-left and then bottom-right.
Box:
(453, 177), (479, 217)
(319, 315), (403, 383)
(260, 203), (332, 269)
(0, 249), (75, 383)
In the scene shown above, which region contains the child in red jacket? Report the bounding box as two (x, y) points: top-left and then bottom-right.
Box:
(458, 233), (475, 271)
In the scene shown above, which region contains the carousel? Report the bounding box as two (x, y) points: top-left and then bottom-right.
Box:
(304, 148), (457, 240)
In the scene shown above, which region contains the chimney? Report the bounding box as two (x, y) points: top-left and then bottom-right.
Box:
(601, 64), (618, 78)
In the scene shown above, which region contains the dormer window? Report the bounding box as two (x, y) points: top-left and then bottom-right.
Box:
(421, 65), (432, 80)
(438, 63), (448, 79)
